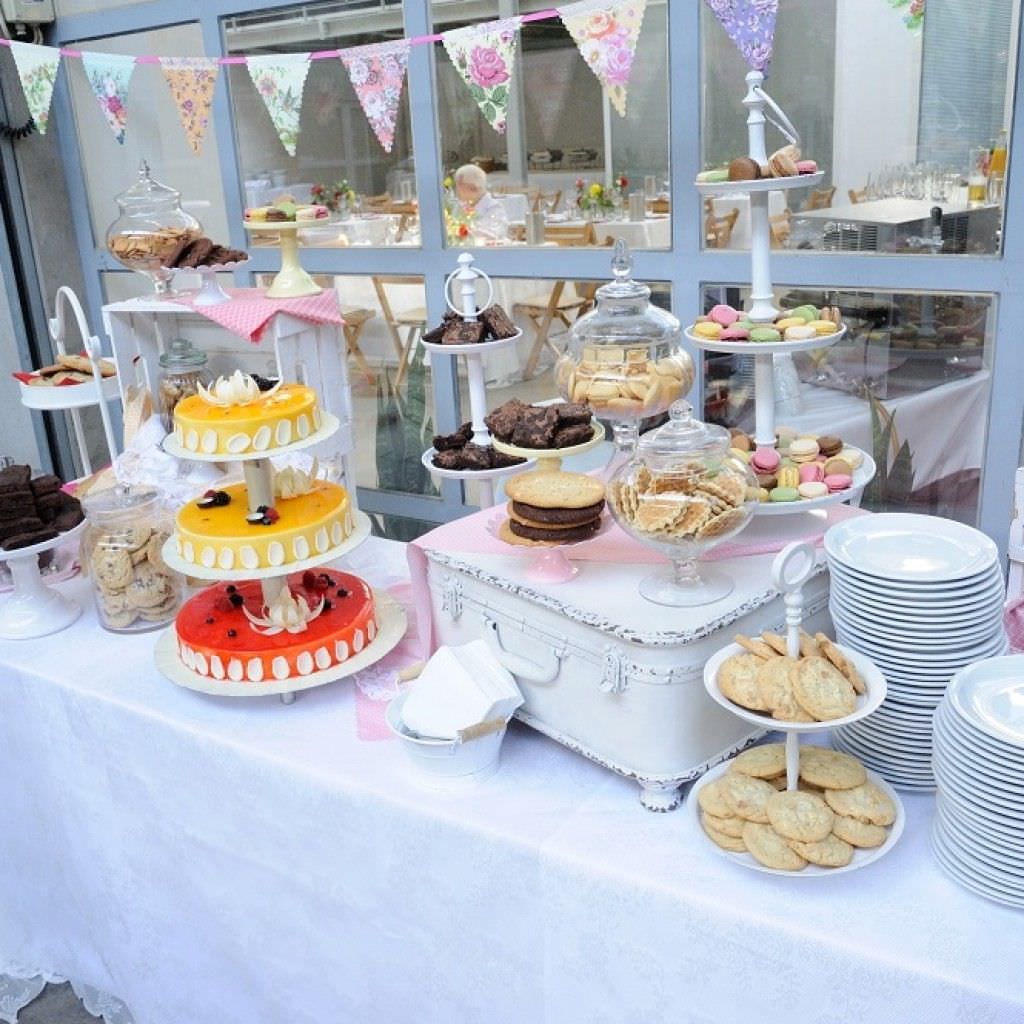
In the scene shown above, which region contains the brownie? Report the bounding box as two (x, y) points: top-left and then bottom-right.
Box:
(0, 465), (31, 489)
(512, 500), (605, 526)
(510, 407), (559, 449)
(553, 423), (594, 448)
(29, 474), (62, 497)
(432, 430), (469, 452)
(422, 323), (446, 344)
(508, 518), (599, 544)
(53, 508), (84, 532)
(553, 402), (592, 426)
(182, 237), (215, 268)
(479, 304), (518, 340)
(35, 492), (63, 523)
(0, 516), (44, 540)
(432, 449), (463, 471)
(2, 527), (58, 550)
(443, 320), (486, 345)
(459, 444), (493, 471)
(491, 450), (527, 469)
(0, 491), (35, 519)
(161, 236), (195, 268)
(484, 399), (529, 441)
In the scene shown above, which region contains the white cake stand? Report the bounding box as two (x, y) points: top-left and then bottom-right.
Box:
(0, 519), (86, 639)
(487, 508), (611, 584)
(172, 259), (250, 307)
(243, 221), (321, 298)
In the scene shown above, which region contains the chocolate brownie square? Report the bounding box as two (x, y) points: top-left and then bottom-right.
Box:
(442, 320), (486, 345)
(553, 423), (594, 448)
(35, 492), (63, 523)
(479, 304), (517, 340)
(0, 491), (35, 519)
(2, 527), (58, 550)
(432, 431), (469, 452)
(553, 402), (592, 426)
(484, 399), (529, 441)
(491, 450), (527, 469)
(510, 407), (558, 449)
(30, 474), (62, 497)
(459, 444), (493, 471)
(0, 516), (44, 541)
(432, 449), (463, 470)
(53, 508), (84, 532)
(423, 323), (446, 345)
(0, 465), (31, 490)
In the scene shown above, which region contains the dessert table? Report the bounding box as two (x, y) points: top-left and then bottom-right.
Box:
(1, 537), (1022, 1024)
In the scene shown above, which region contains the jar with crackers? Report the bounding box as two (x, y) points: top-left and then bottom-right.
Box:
(81, 486), (181, 633)
(555, 240), (693, 462)
(157, 338), (211, 433)
(608, 401), (756, 606)
(106, 161), (201, 296)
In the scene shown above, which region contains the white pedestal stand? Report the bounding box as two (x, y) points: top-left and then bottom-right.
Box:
(242, 222), (321, 298)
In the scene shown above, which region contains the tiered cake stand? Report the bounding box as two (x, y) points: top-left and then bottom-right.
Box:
(422, 253), (534, 507)
(156, 410), (406, 703)
(243, 221), (321, 298)
(694, 542), (904, 875)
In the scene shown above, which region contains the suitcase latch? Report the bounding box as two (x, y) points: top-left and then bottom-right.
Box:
(600, 646), (630, 694)
(441, 574), (463, 620)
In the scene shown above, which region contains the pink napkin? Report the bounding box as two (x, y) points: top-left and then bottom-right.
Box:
(1004, 596), (1024, 654)
(169, 287), (344, 343)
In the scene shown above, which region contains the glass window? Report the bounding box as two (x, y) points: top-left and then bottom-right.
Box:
(700, 0), (1017, 255)
(432, 0), (670, 249)
(699, 283), (994, 525)
(223, 2), (417, 248)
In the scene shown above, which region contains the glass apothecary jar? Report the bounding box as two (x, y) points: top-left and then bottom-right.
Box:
(608, 401), (756, 606)
(82, 486), (181, 633)
(556, 240), (693, 461)
(106, 161), (201, 295)
(157, 338), (211, 433)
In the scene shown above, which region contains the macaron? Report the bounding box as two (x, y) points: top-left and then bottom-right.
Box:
(696, 168), (729, 183)
(808, 319), (839, 336)
(756, 472), (778, 489)
(728, 157), (761, 182)
(735, 320), (756, 332)
(777, 466), (800, 489)
(825, 473), (853, 493)
(775, 426), (798, 450)
(798, 481), (828, 499)
(796, 160), (818, 175)
(729, 447), (752, 464)
(769, 486), (800, 503)
(788, 438), (820, 463)
(824, 457), (852, 477)
(751, 447), (781, 473)
(798, 463), (824, 484)
(729, 431), (752, 452)
(709, 304), (739, 327)
(817, 435), (843, 457)
(775, 316), (807, 331)
(693, 321), (723, 340)
(750, 327), (781, 343)
(720, 327), (749, 342)
(785, 325), (817, 341)
(755, 487), (771, 502)
(790, 305), (819, 323)
(768, 145), (800, 178)
(839, 447), (864, 470)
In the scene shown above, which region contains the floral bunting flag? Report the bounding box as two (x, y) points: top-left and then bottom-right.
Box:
(442, 17), (522, 135)
(246, 53), (311, 157)
(704, 0), (779, 73)
(9, 41), (61, 135)
(81, 52), (136, 145)
(558, 0), (647, 117)
(340, 39), (410, 153)
(160, 58), (219, 155)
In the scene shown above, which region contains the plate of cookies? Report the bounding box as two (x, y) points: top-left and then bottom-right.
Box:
(690, 743), (905, 875)
(16, 353), (120, 410)
(704, 630), (886, 732)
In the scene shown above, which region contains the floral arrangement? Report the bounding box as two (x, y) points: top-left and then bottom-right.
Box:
(888, 0), (924, 30)
(444, 206), (476, 244)
(310, 180), (357, 214)
(575, 173), (629, 215)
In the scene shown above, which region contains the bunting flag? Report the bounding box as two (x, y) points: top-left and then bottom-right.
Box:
(340, 39), (410, 154)
(442, 16), (521, 135)
(704, 0), (779, 73)
(81, 52), (136, 145)
(9, 41), (61, 135)
(160, 57), (219, 155)
(246, 53), (311, 157)
(558, 0), (647, 117)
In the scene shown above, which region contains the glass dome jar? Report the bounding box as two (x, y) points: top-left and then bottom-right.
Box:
(157, 338), (211, 433)
(81, 485), (181, 633)
(106, 161), (201, 295)
(556, 240), (693, 461)
(608, 401), (757, 606)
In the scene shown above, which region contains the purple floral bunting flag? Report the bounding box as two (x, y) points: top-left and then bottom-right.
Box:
(81, 52), (136, 144)
(442, 16), (522, 135)
(340, 39), (411, 153)
(705, 0), (779, 73)
(557, 0), (647, 117)
(246, 53), (312, 156)
(160, 57), (220, 155)
(9, 41), (61, 134)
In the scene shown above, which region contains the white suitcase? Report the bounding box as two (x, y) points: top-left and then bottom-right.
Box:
(424, 547), (831, 810)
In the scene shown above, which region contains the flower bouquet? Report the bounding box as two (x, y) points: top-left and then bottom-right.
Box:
(310, 180), (358, 217)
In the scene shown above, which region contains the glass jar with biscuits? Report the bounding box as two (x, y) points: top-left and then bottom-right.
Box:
(608, 401), (756, 607)
(157, 338), (212, 434)
(555, 240), (693, 464)
(82, 486), (181, 633)
(106, 161), (201, 296)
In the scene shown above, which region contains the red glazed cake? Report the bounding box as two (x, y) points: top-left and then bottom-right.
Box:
(175, 569), (377, 684)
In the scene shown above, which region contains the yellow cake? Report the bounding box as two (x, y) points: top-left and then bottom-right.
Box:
(175, 480), (353, 571)
(172, 374), (322, 456)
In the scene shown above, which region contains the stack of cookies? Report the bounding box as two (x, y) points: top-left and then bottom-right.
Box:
(0, 465), (84, 553)
(485, 399), (594, 450)
(501, 471), (605, 546)
(718, 630), (866, 723)
(21, 352), (117, 388)
(423, 304), (518, 346)
(698, 744), (897, 871)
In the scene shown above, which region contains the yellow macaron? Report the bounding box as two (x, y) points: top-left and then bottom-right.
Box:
(693, 321), (723, 340)
(775, 317), (807, 331)
(808, 319), (839, 336)
(778, 466), (800, 489)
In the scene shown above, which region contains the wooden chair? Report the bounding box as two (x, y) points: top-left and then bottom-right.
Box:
(802, 187), (836, 211)
(769, 209), (792, 249)
(848, 187), (868, 205)
(364, 192), (392, 212)
(515, 280), (598, 380)
(650, 197), (670, 214)
(543, 222), (597, 247)
(705, 205), (739, 248)
(371, 275), (426, 390)
(340, 306), (376, 385)
(532, 190), (562, 215)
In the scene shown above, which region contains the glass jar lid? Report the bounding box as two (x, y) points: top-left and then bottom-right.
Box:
(636, 401), (731, 467)
(114, 160), (181, 212)
(159, 338), (207, 370)
(83, 484), (160, 520)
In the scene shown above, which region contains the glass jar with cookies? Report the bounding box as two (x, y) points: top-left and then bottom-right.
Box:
(608, 401), (756, 606)
(157, 339), (212, 434)
(82, 486), (181, 633)
(555, 241), (693, 466)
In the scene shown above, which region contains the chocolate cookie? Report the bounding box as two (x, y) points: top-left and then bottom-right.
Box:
(479, 304), (517, 340)
(432, 422), (474, 451)
(432, 449), (463, 470)
(512, 500), (605, 526)
(508, 518), (600, 543)
(443, 320), (486, 345)
(2, 527), (58, 549)
(458, 443), (492, 471)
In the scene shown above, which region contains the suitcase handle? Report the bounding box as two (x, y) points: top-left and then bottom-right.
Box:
(481, 614), (565, 683)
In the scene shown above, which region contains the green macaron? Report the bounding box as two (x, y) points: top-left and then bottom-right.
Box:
(696, 168), (730, 183)
(750, 327), (782, 343)
(790, 304), (818, 323)
(769, 486), (800, 502)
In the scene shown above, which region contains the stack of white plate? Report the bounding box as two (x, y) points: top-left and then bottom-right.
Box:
(932, 657), (1024, 908)
(824, 513), (1006, 790)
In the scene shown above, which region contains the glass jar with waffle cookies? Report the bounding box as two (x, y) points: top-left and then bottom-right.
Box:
(82, 486), (181, 633)
(106, 161), (201, 296)
(608, 401), (756, 606)
(555, 241), (692, 463)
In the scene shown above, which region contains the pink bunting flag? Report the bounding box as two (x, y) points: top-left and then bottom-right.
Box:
(160, 57), (220, 155)
(442, 16), (522, 135)
(557, 0), (647, 117)
(705, 0), (779, 73)
(340, 39), (411, 154)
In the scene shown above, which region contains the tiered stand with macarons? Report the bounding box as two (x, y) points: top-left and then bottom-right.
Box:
(243, 201), (328, 298)
(693, 541), (904, 874)
(156, 379), (405, 703)
(685, 71), (875, 528)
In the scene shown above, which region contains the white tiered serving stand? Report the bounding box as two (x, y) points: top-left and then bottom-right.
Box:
(421, 253), (534, 507)
(156, 408), (405, 703)
(694, 541), (904, 875)
(686, 71), (875, 534)
(242, 221), (321, 298)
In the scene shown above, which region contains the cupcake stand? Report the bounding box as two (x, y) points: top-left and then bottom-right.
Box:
(157, 412), (406, 703)
(695, 541), (905, 873)
(243, 221), (322, 299)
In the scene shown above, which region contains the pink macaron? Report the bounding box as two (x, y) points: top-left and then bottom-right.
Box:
(796, 160), (818, 175)
(709, 304), (740, 327)
(798, 463), (824, 484)
(720, 326), (749, 341)
(824, 473), (853, 493)
(751, 447), (781, 473)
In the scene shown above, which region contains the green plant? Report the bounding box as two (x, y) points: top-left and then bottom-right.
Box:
(864, 394), (916, 509)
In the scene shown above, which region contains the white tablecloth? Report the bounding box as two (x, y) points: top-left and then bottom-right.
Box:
(2, 537), (1022, 1024)
(495, 193), (530, 223)
(555, 216), (671, 249)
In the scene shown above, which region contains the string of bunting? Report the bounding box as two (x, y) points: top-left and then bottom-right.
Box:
(0, 0), (776, 156)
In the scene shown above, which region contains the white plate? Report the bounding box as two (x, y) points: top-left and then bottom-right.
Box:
(828, 599), (1006, 634)
(828, 563), (1004, 600)
(934, 816), (1024, 886)
(685, 322), (847, 357)
(694, 169), (826, 195)
(832, 737), (934, 773)
(825, 513), (999, 583)
(703, 640), (886, 732)
(688, 756), (904, 877)
(834, 628), (1007, 667)
(18, 371), (121, 410)
(931, 827), (1024, 909)
(936, 786), (1024, 842)
(162, 412), (340, 463)
(831, 615), (1006, 653)
(841, 715), (935, 743)
(937, 800), (1024, 859)
(947, 656), (1024, 750)
(829, 575), (1006, 612)
(421, 447), (535, 481)
(931, 758), (1024, 816)
(932, 721), (1024, 795)
(830, 606), (1005, 645)
(935, 705), (1024, 768)
(937, 794), (1024, 848)
(420, 328), (523, 356)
